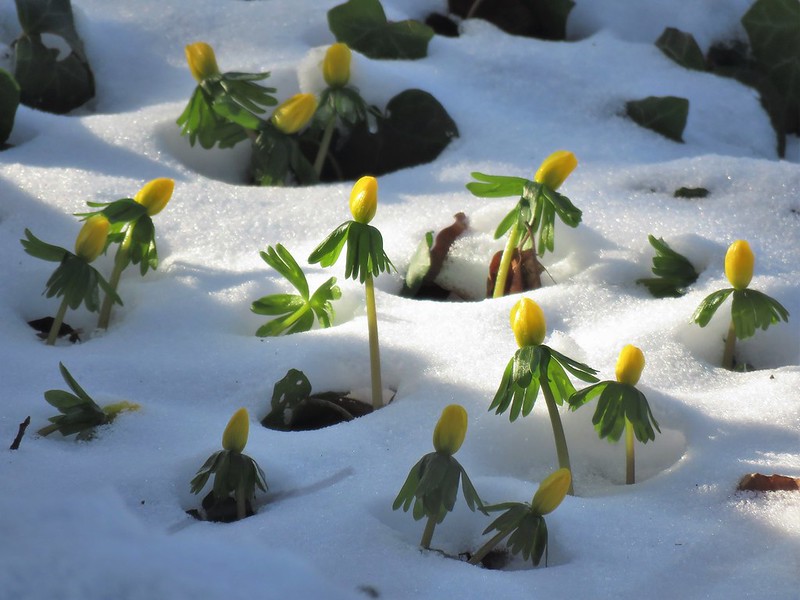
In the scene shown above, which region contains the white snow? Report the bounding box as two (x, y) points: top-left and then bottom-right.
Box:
(1, 1), (799, 599)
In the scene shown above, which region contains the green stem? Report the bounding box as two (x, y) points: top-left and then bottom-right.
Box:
(420, 516), (437, 549)
(492, 225), (520, 298)
(98, 227), (133, 329)
(625, 418), (635, 485)
(46, 296), (70, 346)
(235, 479), (247, 521)
(313, 117), (336, 179)
(466, 0), (488, 19)
(364, 275), (383, 410)
(722, 319), (736, 370)
(541, 383), (574, 495)
(467, 528), (513, 566)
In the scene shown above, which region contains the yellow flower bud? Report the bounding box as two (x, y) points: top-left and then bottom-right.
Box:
(724, 239), (754, 290)
(103, 401), (141, 419)
(185, 42), (221, 82)
(134, 178), (174, 216)
(615, 344), (645, 386)
(432, 404), (468, 455)
(74, 215), (110, 262)
(323, 43), (351, 88)
(222, 407), (250, 453)
(533, 150), (578, 191)
(270, 93), (318, 134)
(349, 176), (378, 224)
(510, 297), (546, 347)
(531, 468), (571, 515)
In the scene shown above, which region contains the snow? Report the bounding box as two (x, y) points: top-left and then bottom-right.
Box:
(2, 1), (799, 598)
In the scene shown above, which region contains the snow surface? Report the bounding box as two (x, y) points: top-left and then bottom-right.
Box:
(2, 1), (799, 599)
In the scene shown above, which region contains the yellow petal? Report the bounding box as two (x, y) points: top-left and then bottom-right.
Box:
(531, 468), (571, 515)
(432, 404), (468, 455)
(270, 93), (318, 134)
(185, 42), (221, 82)
(510, 297), (546, 347)
(74, 215), (110, 262)
(533, 150), (578, 191)
(349, 176), (378, 224)
(323, 43), (351, 88)
(724, 239), (754, 290)
(615, 344), (645, 386)
(222, 408), (250, 453)
(134, 178), (174, 216)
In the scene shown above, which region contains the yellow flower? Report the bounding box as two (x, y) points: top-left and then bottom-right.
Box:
(724, 240), (754, 290)
(615, 344), (645, 386)
(185, 42), (221, 82)
(349, 176), (378, 224)
(510, 297), (546, 347)
(103, 401), (141, 419)
(222, 407), (250, 453)
(74, 215), (110, 262)
(432, 404), (468, 455)
(323, 43), (351, 88)
(533, 150), (578, 191)
(134, 178), (174, 216)
(270, 93), (318, 134)
(531, 468), (571, 515)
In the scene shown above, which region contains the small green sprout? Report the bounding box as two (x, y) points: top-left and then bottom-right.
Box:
(691, 240), (789, 370)
(21, 216), (120, 345)
(637, 234), (699, 298)
(492, 297), (598, 494)
(467, 151), (583, 297)
(468, 468), (571, 567)
(190, 407), (267, 522)
(393, 405), (485, 549)
(568, 345), (660, 484)
(308, 176), (395, 409)
(77, 178), (175, 329)
(251, 244), (341, 336)
(38, 362), (139, 439)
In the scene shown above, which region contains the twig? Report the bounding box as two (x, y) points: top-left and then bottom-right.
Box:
(10, 416), (31, 450)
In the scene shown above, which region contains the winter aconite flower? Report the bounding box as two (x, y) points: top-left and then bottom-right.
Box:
(533, 150), (578, 191)
(349, 175), (378, 224)
(724, 239), (755, 290)
(222, 407), (250, 453)
(185, 42), (221, 82)
(531, 468), (572, 515)
(323, 43), (351, 88)
(510, 297), (546, 347)
(432, 404), (468, 456)
(74, 215), (109, 262)
(270, 93), (318, 134)
(615, 344), (645, 386)
(134, 178), (174, 217)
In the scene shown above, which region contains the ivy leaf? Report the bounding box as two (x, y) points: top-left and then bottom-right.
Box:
(626, 96), (689, 142)
(328, 0), (434, 60)
(261, 369), (314, 429)
(655, 27), (706, 71)
(0, 69), (20, 146)
(637, 234), (700, 298)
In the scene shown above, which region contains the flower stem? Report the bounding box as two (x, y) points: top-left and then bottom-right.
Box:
(625, 418), (635, 485)
(492, 225), (520, 298)
(364, 274), (383, 410)
(313, 117), (336, 179)
(98, 227), (133, 329)
(420, 516), (437, 549)
(722, 319), (736, 370)
(46, 297), (70, 346)
(235, 479), (247, 521)
(541, 383), (574, 495)
(467, 528), (513, 566)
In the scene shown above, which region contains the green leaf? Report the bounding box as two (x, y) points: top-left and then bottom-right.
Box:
(13, 0), (95, 114)
(332, 89), (458, 179)
(309, 222), (351, 268)
(20, 228), (68, 262)
(691, 288), (734, 327)
(177, 87), (248, 149)
(637, 234), (700, 298)
(0, 69), (20, 145)
(466, 173), (529, 198)
(260, 244), (309, 298)
(38, 362), (107, 438)
(261, 369), (314, 429)
(625, 96), (689, 142)
(328, 0), (434, 60)
(731, 288), (790, 340)
(655, 27), (707, 71)
(401, 231), (433, 297)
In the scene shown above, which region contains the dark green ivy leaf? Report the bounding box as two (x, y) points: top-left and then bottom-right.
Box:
(626, 96), (689, 143)
(655, 27), (707, 71)
(0, 69), (20, 146)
